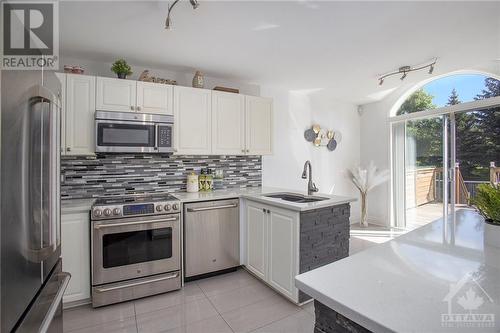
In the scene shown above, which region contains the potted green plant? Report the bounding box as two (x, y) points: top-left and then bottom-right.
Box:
(111, 59), (132, 79)
(472, 183), (500, 247)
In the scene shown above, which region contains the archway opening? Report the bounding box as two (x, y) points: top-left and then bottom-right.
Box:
(391, 73), (500, 229)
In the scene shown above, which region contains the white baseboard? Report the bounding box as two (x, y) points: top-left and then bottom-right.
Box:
(350, 216), (389, 227)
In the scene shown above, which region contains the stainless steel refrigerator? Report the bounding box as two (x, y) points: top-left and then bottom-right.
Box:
(1, 70), (70, 333)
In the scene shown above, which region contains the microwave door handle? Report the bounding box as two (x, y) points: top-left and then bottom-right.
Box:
(155, 124), (159, 150)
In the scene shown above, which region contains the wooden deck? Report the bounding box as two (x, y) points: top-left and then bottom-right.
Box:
(405, 202), (475, 230)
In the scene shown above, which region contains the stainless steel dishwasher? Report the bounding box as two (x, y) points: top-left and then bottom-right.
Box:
(184, 199), (240, 278)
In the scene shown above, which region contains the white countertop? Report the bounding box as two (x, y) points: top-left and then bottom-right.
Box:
(295, 209), (500, 332)
(61, 187), (356, 213)
(61, 198), (95, 213)
(175, 186), (356, 212)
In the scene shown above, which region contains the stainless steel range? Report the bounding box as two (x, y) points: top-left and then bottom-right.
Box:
(91, 194), (181, 307)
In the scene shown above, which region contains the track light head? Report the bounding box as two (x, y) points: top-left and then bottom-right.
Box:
(379, 78), (384, 86)
(165, 0), (198, 30)
(165, 13), (172, 29)
(428, 64), (434, 74)
(189, 0), (199, 9)
(400, 72), (407, 81)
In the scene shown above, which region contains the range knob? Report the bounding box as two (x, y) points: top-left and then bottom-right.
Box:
(172, 203), (179, 211)
(156, 205), (163, 212)
(164, 204), (171, 211)
(103, 208), (112, 216)
(113, 208), (121, 215)
(93, 209), (102, 217)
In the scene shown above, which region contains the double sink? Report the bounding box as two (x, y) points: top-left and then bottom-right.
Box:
(265, 192), (328, 203)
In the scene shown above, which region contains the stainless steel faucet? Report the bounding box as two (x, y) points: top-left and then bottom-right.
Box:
(301, 160), (318, 195)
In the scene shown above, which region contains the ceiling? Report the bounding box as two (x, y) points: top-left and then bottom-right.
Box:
(60, 1), (500, 105)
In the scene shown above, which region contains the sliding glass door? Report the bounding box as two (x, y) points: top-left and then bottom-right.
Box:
(403, 115), (447, 230)
(393, 106), (499, 230)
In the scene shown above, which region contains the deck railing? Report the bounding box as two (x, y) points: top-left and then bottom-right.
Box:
(411, 162), (498, 206)
(491, 162), (500, 184)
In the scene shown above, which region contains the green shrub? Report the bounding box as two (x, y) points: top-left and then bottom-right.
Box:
(111, 59), (132, 76)
(472, 183), (500, 225)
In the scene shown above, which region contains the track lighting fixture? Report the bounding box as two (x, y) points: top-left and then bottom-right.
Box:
(165, 0), (199, 30)
(378, 58), (437, 85)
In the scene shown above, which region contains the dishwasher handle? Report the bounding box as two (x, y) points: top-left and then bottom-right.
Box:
(186, 203), (238, 212)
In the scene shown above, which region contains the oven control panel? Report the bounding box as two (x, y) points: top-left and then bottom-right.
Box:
(92, 201), (180, 220)
(123, 203), (154, 216)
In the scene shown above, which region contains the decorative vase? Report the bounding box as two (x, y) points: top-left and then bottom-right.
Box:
(117, 73), (127, 79)
(192, 71), (204, 88)
(484, 220), (500, 248)
(360, 192), (368, 227)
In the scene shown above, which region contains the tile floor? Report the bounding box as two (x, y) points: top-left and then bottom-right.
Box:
(64, 224), (399, 333)
(63, 269), (315, 333)
(349, 223), (402, 255)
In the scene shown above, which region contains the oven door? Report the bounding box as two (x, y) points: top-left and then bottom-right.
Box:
(92, 214), (180, 286)
(95, 119), (158, 153)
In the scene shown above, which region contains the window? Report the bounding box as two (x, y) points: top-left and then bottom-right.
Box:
(391, 74), (500, 229)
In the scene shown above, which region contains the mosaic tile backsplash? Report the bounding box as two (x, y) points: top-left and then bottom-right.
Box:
(61, 154), (262, 199)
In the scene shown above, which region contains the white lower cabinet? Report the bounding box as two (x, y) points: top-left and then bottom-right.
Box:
(245, 202), (268, 280)
(61, 211), (90, 304)
(245, 200), (300, 302)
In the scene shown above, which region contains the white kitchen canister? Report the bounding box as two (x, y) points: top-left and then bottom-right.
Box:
(186, 173), (199, 193)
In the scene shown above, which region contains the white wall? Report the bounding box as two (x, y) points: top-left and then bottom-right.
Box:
(59, 55), (260, 96)
(261, 86), (361, 223)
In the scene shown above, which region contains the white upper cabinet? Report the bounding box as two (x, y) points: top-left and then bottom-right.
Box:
(211, 91), (245, 155)
(136, 81), (173, 115)
(245, 96), (273, 155)
(65, 74), (96, 155)
(174, 86), (212, 155)
(96, 77), (136, 112)
(55, 73), (66, 154)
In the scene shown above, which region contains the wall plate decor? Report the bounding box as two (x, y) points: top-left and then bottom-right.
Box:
(304, 124), (341, 151)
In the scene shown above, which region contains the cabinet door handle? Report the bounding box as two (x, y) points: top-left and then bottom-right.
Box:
(130, 106), (134, 111)
(137, 106), (141, 111)
(267, 209), (271, 214)
(241, 149), (245, 153)
(262, 208), (266, 213)
(66, 147), (71, 152)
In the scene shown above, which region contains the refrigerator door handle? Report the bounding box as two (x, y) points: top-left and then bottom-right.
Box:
(27, 88), (60, 263)
(49, 96), (61, 251)
(39, 272), (71, 333)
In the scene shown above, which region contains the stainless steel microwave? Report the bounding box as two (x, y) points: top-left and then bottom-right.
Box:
(95, 111), (174, 153)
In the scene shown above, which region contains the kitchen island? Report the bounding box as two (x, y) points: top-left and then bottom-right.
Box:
(295, 209), (500, 332)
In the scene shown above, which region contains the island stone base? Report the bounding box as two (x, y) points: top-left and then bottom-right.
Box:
(314, 300), (372, 333)
(299, 204), (350, 302)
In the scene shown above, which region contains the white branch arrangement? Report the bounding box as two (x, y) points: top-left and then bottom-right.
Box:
(346, 161), (390, 227)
